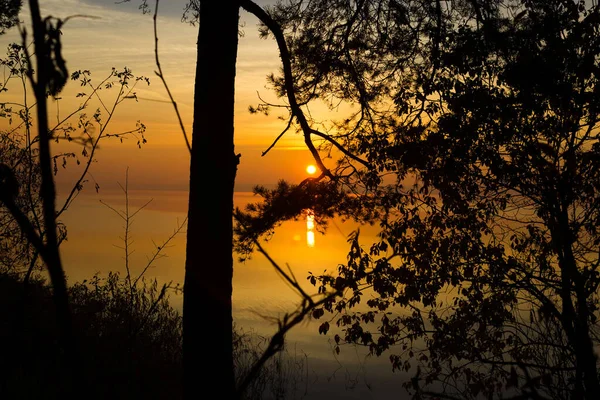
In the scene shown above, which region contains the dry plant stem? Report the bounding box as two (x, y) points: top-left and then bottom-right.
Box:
(153, 0), (191, 153)
(100, 169), (151, 299)
(100, 179), (188, 287)
(120, 173), (136, 297)
(101, 174), (186, 329)
(25, 0), (79, 392)
(100, 174), (185, 360)
(133, 217), (187, 286)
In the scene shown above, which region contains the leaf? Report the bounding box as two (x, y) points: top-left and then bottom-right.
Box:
(312, 308), (324, 319)
(318, 321), (329, 335)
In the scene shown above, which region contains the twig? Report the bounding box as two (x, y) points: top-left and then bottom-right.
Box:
(56, 70), (147, 218)
(153, 0), (192, 153)
(133, 217), (187, 287)
(100, 169), (153, 298)
(253, 237), (313, 305)
(262, 114), (294, 156)
(309, 128), (369, 167)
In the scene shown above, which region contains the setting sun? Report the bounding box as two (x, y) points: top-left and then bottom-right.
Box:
(306, 164), (317, 175)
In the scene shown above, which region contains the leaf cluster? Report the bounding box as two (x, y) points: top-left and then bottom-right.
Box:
(0, 0), (21, 36)
(243, 0), (600, 398)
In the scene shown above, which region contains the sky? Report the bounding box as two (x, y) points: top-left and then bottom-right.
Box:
(0, 0), (325, 193)
(0, 5), (414, 396)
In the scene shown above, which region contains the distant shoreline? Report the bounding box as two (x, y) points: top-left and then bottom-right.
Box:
(57, 183), (278, 197)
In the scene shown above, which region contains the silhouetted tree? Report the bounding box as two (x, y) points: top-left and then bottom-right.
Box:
(0, 134), (42, 274)
(130, 0), (341, 397)
(0, 0), (21, 35)
(236, 0), (600, 398)
(176, 1), (240, 398)
(0, 1), (148, 394)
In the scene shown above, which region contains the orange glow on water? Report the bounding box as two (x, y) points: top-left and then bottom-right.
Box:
(306, 210), (315, 247)
(306, 230), (315, 248)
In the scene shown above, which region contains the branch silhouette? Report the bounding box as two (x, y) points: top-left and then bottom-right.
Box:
(153, 0), (191, 153)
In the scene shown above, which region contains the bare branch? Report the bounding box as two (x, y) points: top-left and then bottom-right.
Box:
(241, 0), (333, 179)
(153, 0), (192, 153)
(261, 114), (293, 157)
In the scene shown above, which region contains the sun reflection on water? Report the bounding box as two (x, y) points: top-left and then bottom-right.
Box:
(306, 209), (315, 247)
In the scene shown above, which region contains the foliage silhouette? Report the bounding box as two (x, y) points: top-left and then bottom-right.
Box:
(0, 269), (312, 399)
(0, 0), (20, 35)
(235, 0), (600, 399)
(0, 41), (149, 277)
(0, 2), (149, 394)
(0, 130), (43, 275)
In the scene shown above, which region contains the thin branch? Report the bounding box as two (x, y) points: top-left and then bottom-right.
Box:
(261, 114), (294, 156)
(253, 235), (313, 304)
(56, 75), (142, 217)
(153, 0), (192, 153)
(309, 128), (369, 167)
(233, 209), (342, 397)
(51, 72), (114, 131)
(133, 217), (188, 287)
(236, 259), (339, 399)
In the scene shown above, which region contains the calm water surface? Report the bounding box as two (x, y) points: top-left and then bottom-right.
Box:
(59, 190), (410, 399)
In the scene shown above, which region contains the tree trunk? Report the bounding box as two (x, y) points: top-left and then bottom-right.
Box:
(28, 0), (79, 394)
(552, 207), (600, 399)
(183, 1), (240, 399)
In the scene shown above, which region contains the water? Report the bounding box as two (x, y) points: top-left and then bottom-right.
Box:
(58, 189), (410, 399)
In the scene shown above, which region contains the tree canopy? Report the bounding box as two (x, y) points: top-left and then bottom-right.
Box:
(236, 0), (600, 398)
(0, 0), (21, 35)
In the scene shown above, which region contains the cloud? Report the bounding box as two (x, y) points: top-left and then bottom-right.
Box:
(77, 0), (190, 20)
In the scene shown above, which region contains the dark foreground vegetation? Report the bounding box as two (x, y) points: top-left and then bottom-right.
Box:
(0, 271), (181, 399)
(4, 0), (600, 398)
(0, 271), (305, 400)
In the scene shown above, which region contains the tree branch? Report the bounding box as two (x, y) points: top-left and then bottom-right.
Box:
(153, 0), (191, 153)
(241, 0), (333, 179)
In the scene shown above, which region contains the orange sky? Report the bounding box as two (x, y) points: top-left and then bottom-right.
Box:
(0, 0), (332, 194)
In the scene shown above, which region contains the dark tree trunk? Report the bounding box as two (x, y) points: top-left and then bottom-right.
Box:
(183, 1), (240, 398)
(27, 0), (79, 394)
(562, 246), (600, 399)
(552, 207), (600, 400)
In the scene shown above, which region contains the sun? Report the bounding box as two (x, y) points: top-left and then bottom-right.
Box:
(306, 164), (317, 175)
